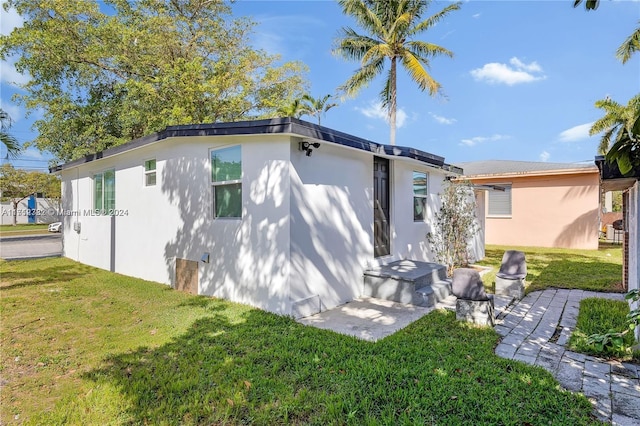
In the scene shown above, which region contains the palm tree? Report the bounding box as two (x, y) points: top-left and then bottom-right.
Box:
(617, 22), (640, 64)
(334, 0), (460, 145)
(276, 99), (307, 118)
(591, 95), (640, 154)
(591, 94), (640, 175)
(302, 94), (338, 126)
(0, 109), (21, 158)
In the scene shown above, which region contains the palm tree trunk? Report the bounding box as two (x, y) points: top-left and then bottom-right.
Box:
(389, 57), (397, 146)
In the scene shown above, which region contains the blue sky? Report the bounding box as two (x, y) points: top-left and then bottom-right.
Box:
(1, 0), (639, 169)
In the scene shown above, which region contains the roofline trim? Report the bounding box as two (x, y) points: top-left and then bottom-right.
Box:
(460, 166), (598, 179)
(50, 117), (461, 174)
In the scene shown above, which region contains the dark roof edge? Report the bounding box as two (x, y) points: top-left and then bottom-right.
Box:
(50, 117), (461, 174)
(595, 155), (640, 180)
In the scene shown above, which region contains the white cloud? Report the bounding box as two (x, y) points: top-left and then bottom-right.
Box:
(355, 101), (407, 128)
(0, 2), (29, 87)
(0, 102), (22, 123)
(558, 122), (594, 142)
(472, 13), (481, 19)
(1, 56), (31, 87)
(470, 57), (546, 86)
(0, 1), (23, 36)
(540, 151), (550, 162)
(429, 113), (456, 125)
(509, 57), (542, 73)
(460, 134), (508, 147)
(21, 147), (45, 160)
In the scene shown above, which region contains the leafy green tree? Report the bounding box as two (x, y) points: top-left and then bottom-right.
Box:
(301, 94), (338, 125)
(426, 181), (478, 276)
(334, 0), (460, 145)
(1, 0), (308, 163)
(0, 108), (21, 158)
(0, 164), (60, 226)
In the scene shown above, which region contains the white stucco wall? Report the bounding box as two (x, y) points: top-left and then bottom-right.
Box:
(390, 159), (449, 263)
(197, 136), (292, 315)
(289, 141), (373, 316)
(288, 144), (453, 316)
(60, 131), (458, 317)
(61, 135), (292, 315)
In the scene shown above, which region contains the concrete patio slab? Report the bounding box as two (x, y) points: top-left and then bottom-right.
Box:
(297, 297), (433, 341)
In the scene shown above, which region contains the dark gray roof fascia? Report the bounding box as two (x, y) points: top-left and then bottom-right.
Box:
(50, 117), (460, 174)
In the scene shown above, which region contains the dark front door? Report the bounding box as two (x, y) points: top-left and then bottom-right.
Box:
(373, 156), (390, 257)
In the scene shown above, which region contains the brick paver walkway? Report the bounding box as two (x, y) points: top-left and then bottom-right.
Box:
(494, 289), (640, 425)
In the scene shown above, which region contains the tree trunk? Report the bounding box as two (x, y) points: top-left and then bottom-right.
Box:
(389, 57), (397, 146)
(12, 200), (17, 226)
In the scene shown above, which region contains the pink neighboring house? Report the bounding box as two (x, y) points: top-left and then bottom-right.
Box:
(457, 160), (600, 250)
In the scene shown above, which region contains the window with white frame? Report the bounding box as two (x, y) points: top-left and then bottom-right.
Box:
(94, 169), (115, 212)
(211, 146), (242, 218)
(413, 171), (428, 221)
(488, 184), (512, 216)
(144, 159), (156, 186)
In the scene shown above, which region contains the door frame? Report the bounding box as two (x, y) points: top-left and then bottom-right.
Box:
(373, 156), (391, 257)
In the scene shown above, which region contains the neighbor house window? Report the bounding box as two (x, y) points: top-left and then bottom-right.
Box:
(94, 169), (115, 212)
(211, 146), (241, 218)
(488, 184), (512, 216)
(144, 159), (156, 186)
(413, 171), (428, 221)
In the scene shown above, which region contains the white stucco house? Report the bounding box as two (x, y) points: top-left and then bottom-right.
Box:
(52, 118), (470, 317)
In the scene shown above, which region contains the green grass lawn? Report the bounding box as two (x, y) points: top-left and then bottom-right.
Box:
(477, 243), (623, 294)
(568, 298), (640, 363)
(0, 258), (600, 425)
(0, 224), (50, 237)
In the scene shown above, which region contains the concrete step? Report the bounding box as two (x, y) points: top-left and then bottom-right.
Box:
(434, 294), (458, 311)
(363, 260), (450, 308)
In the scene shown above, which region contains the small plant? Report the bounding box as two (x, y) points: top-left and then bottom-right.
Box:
(427, 180), (478, 276)
(586, 289), (640, 354)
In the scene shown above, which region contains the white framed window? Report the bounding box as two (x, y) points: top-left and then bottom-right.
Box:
(94, 169), (115, 213)
(488, 183), (512, 216)
(144, 159), (156, 186)
(211, 145), (242, 218)
(413, 171), (428, 221)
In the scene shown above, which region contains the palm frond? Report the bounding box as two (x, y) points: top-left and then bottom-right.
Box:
(334, 28), (381, 61)
(401, 49), (440, 95)
(616, 24), (640, 64)
(409, 2), (462, 36)
(0, 108), (21, 158)
(339, 57), (386, 97)
(361, 43), (394, 66)
(407, 40), (453, 59)
(0, 131), (21, 158)
(596, 128), (615, 155)
(338, 0), (385, 37)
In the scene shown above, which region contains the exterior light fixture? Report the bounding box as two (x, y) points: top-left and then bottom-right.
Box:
(299, 141), (321, 157)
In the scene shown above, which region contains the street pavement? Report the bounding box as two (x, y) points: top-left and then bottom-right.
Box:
(0, 234), (62, 260)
